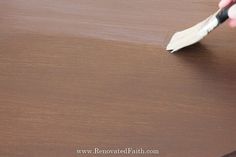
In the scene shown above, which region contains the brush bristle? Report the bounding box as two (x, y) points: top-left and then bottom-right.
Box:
(166, 12), (219, 53)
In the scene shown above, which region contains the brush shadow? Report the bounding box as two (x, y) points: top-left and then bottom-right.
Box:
(172, 43), (236, 83)
(222, 150), (236, 157)
(173, 43), (211, 56)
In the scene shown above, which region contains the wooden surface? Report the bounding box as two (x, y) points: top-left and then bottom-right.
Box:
(0, 0), (236, 157)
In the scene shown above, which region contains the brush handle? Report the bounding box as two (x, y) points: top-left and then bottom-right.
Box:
(216, 2), (236, 24)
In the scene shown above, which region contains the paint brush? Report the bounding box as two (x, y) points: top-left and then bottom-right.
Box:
(166, 2), (236, 53)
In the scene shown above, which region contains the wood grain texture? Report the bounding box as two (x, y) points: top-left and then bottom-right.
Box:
(0, 0), (236, 157)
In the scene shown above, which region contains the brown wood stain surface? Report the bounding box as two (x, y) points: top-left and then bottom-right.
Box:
(0, 0), (236, 157)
